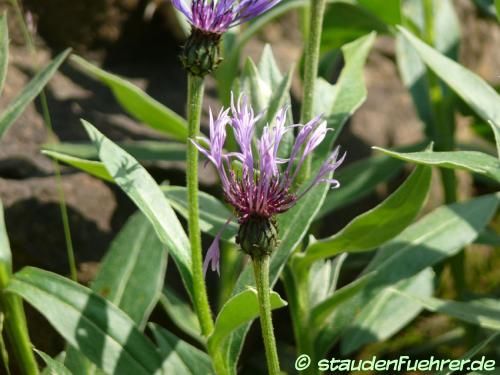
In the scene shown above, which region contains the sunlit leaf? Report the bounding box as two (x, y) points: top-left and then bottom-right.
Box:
(7, 268), (163, 375)
(303, 164), (431, 262)
(82, 120), (193, 298)
(208, 288), (287, 351)
(374, 147), (500, 183)
(71, 55), (188, 141)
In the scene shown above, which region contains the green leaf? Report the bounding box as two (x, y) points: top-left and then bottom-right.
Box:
(314, 194), (500, 356)
(340, 268), (434, 354)
(321, 4), (387, 52)
(398, 26), (500, 137)
(357, 0), (401, 25)
(43, 141), (186, 162)
(71, 55), (188, 141)
(42, 150), (113, 182)
(317, 142), (426, 218)
(394, 291), (500, 331)
(315, 32), (376, 151)
(150, 324), (214, 374)
(0, 13), (8, 95)
(92, 211), (167, 328)
(7, 267), (163, 375)
(308, 254), (347, 308)
(374, 147), (500, 183)
(162, 186), (238, 241)
(208, 288), (287, 352)
(36, 349), (72, 375)
(397, 0), (460, 132)
(496, 0), (500, 22)
(303, 164), (432, 262)
(317, 153), (404, 217)
(0, 49), (70, 139)
(81, 120), (193, 298)
(158, 287), (202, 343)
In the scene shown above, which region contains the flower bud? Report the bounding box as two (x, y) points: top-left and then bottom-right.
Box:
(237, 216), (279, 258)
(180, 28), (223, 77)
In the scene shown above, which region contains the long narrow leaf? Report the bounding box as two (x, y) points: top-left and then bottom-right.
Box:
(398, 26), (500, 135)
(82, 120), (193, 298)
(302, 164), (431, 262)
(71, 55), (188, 141)
(374, 147), (500, 183)
(0, 49), (70, 139)
(7, 267), (163, 375)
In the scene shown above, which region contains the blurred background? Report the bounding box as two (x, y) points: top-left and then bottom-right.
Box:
(0, 0), (499, 373)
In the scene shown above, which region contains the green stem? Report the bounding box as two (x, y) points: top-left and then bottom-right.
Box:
(10, 0), (77, 281)
(299, 0), (328, 181)
(0, 270), (39, 374)
(186, 74), (214, 336)
(252, 255), (280, 375)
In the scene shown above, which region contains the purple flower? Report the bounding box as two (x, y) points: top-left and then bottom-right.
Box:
(172, 0), (281, 34)
(194, 94), (346, 274)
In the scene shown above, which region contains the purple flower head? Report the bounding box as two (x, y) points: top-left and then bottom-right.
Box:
(172, 0), (281, 34)
(194, 94), (346, 274)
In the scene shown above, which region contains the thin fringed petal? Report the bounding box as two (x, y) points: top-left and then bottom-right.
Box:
(202, 239), (220, 276)
(203, 216), (234, 276)
(172, 0), (193, 20)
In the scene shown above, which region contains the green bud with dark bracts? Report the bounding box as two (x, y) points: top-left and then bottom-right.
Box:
(180, 27), (223, 77)
(237, 216), (279, 259)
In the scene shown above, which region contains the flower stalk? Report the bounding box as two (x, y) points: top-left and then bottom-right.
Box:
(299, 0), (328, 181)
(186, 74), (214, 336)
(252, 254), (280, 375)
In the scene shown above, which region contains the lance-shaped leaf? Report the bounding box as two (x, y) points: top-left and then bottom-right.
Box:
(36, 349), (72, 375)
(43, 141), (186, 162)
(7, 267), (163, 375)
(82, 120), (193, 298)
(92, 212), (167, 328)
(65, 212), (167, 373)
(42, 150), (113, 182)
(159, 287), (202, 343)
(313, 193), (500, 357)
(317, 141), (427, 218)
(398, 26), (500, 136)
(208, 288), (287, 352)
(0, 49), (70, 139)
(315, 31), (376, 151)
(150, 325), (214, 375)
(393, 290), (500, 331)
(0, 13), (8, 95)
(71, 55), (188, 141)
(373, 147), (500, 183)
(341, 268), (434, 354)
(303, 164), (431, 262)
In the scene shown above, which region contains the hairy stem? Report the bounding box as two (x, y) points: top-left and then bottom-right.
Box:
(186, 74), (214, 336)
(299, 0), (328, 181)
(252, 255), (280, 375)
